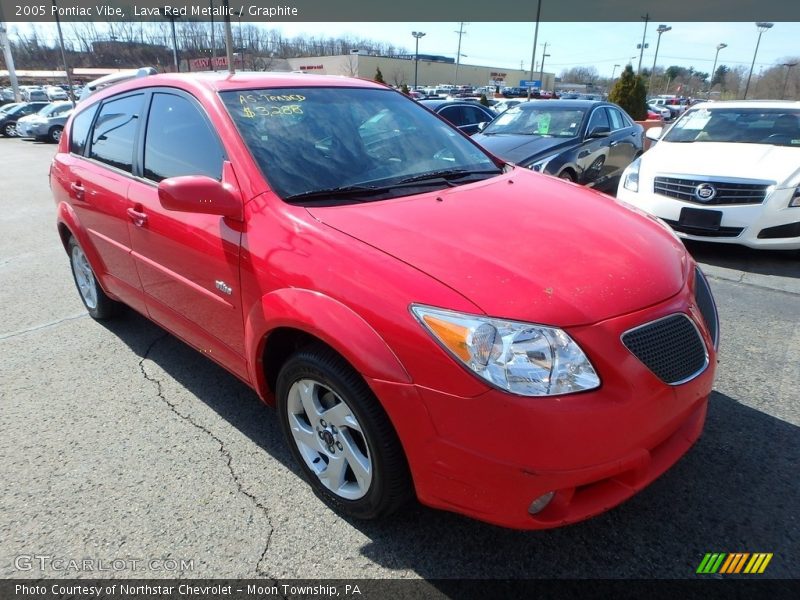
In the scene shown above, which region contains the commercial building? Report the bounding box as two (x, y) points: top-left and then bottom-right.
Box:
(285, 52), (555, 91)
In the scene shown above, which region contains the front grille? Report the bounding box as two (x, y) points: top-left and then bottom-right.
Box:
(662, 219), (744, 238)
(694, 268), (719, 349)
(654, 176), (769, 205)
(622, 315), (708, 385)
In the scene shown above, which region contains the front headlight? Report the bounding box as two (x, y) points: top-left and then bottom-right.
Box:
(623, 157), (641, 192)
(527, 153), (559, 173)
(411, 305), (600, 397)
(790, 188), (800, 207)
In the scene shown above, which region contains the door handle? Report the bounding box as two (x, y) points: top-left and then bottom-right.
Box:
(70, 182), (85, 200)
(126, 207), (148, 227)
(609, 140), (619, 147)
(578, 150), (590, 158)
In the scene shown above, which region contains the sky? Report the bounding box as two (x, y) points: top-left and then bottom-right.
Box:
(10, 21), (800, 78)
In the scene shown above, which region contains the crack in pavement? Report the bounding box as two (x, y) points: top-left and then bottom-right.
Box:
(0, 312), (88, 341)
(137, 333), (276, 577)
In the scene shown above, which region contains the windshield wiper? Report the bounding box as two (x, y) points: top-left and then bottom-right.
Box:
(394, 168), (502, 185)
(284, 185), (389, 202)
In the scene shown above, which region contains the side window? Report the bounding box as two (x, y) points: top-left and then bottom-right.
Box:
(143, 93), (224, 182)
(69, 104), (99, 155)
(439, 106), (468, 127)
(89, 94), (143, 173)
(463, 106), (491, 124)
(608, 108), (629, 130)
(586, 108), (610, 133)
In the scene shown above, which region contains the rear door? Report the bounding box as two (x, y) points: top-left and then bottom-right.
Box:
(126, 89), (247, 379)
(606, 106), (640, 186)
(54, 93), (147, 313)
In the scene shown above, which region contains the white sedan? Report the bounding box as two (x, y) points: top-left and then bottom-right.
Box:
(618, 101), (800, 250)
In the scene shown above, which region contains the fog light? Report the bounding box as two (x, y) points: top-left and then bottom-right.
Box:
(528, 491), (555, 515)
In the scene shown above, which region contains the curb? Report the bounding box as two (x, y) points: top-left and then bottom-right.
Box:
(699, 263), (800, 295)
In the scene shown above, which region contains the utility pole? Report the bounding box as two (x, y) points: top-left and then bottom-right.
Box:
(51, 1), (76, 104)
(782, 62), (798, 100)
(223, 0), (235, 74)
(637, 13), (650, 76)
(210, 0), (216, 71)
(0, 19), (20, 102)
(527, 0), (542, 100)
(454, 22), (466, 85)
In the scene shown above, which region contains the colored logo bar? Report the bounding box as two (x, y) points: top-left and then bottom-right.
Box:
(697, 553), (773, 574)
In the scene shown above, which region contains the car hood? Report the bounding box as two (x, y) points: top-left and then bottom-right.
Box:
(646, 141), (800, 186)
(472, 134), (576, 165)
(307, 170), (688, 327)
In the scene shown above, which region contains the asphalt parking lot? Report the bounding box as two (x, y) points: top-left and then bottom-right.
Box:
(1, 137), (798, 582)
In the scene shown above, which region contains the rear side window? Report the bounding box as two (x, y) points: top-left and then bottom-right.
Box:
(608, 107), (631, 130)
(143, 93), (223, 182)
(69, 104), (98, 155)
(90, 94), (143, 173)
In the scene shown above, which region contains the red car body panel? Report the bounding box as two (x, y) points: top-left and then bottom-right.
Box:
(51, 73), (717, 529)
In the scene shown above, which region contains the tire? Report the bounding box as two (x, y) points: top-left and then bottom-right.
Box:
(276, 344), (412, 520)
(49, 126), (63, 143)
(558, 170), (576, 182)
(67, 237), (119, 320)
(2, 122), (16, 137)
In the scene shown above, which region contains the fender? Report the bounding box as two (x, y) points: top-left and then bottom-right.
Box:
(245, 288), (412, 402)
(56, 202), (112, 290)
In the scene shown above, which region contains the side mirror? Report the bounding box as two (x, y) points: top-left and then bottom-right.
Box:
(645, 126), (663, 141)
(477, 121), (487, 132)
(587, 126), (611, 138)
(158, 175), (243, 221)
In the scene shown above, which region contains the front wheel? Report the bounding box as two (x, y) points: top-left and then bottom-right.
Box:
(558, 170), (576, 182)
(68, 237), (119, 320)
(276, 345), (412, 520)
(2, 122), (16, 137)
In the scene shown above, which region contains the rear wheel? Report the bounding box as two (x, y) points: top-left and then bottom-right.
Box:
(49, 126), (63, 143)
(276, 344), (412, 520)
(68, 237), (119, 320)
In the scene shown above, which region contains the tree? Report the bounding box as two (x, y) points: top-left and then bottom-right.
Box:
(712, 65), (730, 88)
(401, 84), (410, 95)
(374, 67), (385, 84)
(479, 94), (490, 107)
(608, 65), (647, 121)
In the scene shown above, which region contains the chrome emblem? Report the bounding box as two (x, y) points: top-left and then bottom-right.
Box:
(694, 183), (717, 202)
(215, 280), (232, 295)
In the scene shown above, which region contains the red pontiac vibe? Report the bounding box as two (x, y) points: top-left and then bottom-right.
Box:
(50, 73), (718, 529)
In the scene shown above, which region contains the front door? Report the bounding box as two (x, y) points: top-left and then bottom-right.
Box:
(127, 90), (248, 379)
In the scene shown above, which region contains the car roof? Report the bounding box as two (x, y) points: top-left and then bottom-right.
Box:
(515, 99), (606, 109)
(417, 98), (491, 109)
(685, 100), (800, 110)
(82, 71), (389, 107)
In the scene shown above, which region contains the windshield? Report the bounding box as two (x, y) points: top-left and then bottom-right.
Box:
(482, 105), (586, 137)
(663, 107), (800, 147)
(220, 87), (500, 202)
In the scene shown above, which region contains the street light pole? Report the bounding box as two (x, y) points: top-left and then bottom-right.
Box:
(744, 22), (773, 99)
(611, 64), (620, 81)
(782, 62), (798, 100)
(412, 31), (425, 90)
(708, 43), (727, 99)
(539, 42), (550, 94)
(636, 13), (650, 76)
(649, 24), (671, 95)
(454, 22), (466, 86)
(527, 0), (542, 100)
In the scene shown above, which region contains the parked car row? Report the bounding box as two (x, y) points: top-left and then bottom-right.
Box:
(0, 100), (74, 141)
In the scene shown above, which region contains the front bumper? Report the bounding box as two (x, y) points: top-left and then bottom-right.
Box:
(369, 284), (716, 530)
(618, 184), (800, 250)
(16, 121), (37, 137)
